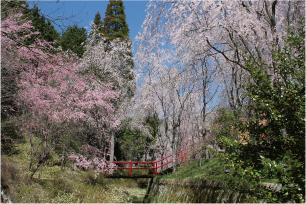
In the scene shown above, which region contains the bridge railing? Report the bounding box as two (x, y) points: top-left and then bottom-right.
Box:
(105, 148), (187, 178)
(153, 148), (187, 176)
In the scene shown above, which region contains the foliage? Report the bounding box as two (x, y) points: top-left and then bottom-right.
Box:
(25, 5), (60, 45)
(57, 24), (87, 58)
(116, 114), (158, 162)
(1, 1), (60, 123)
(1, 121), (21, 155)
(2, 140), (144, 203)
(219, 20), (305, 203)
(102, 0), (130, 42)
(1, 11), (121, 177)
(135, 1), (304, 168)
(117, 127), (152, 162)
(157, 157), (257, 191)
(1, 0), (26, 18)
(92, 11), (103, 32)
(210, 108), (238, 150)
(93, 11), (102, 29)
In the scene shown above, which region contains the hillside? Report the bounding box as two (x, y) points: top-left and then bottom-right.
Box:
(157, 157), (279, 185)
(1, 139), (146, 203)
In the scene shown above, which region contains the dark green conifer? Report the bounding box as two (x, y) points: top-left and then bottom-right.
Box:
(93, 11), (102, 26)
(58, 25), (87, 58)
(102, 0), (130, 42)
(91, 11), (103, 39)
(100, 0), (135, 98)
(98, 0), (135, 164)
(29, 6), (60, 43)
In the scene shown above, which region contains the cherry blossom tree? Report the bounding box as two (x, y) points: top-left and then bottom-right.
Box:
(79, 28), (135, 170)
(1, 12), (120, 177)
(134, 45), (205, 171)
(135, 0), (305, 156)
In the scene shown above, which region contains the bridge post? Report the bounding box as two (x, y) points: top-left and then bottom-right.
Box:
(181, 151), (183, 162)
(155, 162), (157, 176)
(129, 162), (132, 177)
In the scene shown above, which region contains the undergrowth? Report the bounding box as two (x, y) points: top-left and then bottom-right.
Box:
(1, 138), (147, 203)
(157, 157), (280, 185)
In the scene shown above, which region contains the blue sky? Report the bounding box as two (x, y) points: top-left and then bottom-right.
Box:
(28, 0), (149, 56)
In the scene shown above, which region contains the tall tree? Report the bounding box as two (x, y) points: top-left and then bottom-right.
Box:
(98, 0), (135, 165)
(101, 0), (134, 85)
(220, 21), (305, 203)
(102, 0), (130, 42)
(1, 1), (59, 120)
(79, 30), (134, 167)
(135, 0), (304, 172)
(90, 11), (103, 41)
(93, 11), (103, 30)
(1, 11), (120, 177)
(58, 24), (87, 58)
(25, 5), (60, 45)
(137, 0), (305, 121)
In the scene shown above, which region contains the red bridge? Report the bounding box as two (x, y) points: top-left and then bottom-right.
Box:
(104, 148), (187, 178)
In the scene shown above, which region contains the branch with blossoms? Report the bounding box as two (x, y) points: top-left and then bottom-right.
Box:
(2, 12), (121, 177)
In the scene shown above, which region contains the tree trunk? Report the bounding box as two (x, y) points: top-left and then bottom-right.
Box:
(39, 162), (43, 179)
(61, 142), (65, 171)
(205, 149), (209, 159)
(30, 152), (49, 179)
(29, 134), (34, 171)
(30, 158), (43, 179)
(172, 126), (177, 172)
(109, 128), (115, 174)
(38, 139), (47, 179)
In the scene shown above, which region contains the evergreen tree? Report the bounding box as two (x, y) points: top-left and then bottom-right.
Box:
(116, 114), (159, 162)
(58, 25), (87, 58)
(93, 11), (103, 30)
(102, 0), (130, 42)
(1, 2), (60, 45)
(102, 0), (135, 97)
(90, 11), (103, 41)
(25, 6), (60, 45)
(88, 1), (135, 165)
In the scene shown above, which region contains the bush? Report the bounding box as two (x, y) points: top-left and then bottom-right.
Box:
(220, 20), (305, 203)
(136, 178), (149, 188)
(1, 156), (23, 198)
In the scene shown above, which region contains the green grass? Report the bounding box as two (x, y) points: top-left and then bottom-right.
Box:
(157, 157), (238, 182)
(2, 134), (281, 203)
(1, 137), (148, 203)
(157, 157), (280, 185)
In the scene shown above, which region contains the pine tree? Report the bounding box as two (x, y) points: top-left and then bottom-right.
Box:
(93, 11), (102, 28)
(58, 25), (87, 58)
(90, 11), (103, 41)
(26, 6), (60, 45)
(102, 0), (130, 42)
(102, 0), (135, 96)
(97, 0), (135, 165)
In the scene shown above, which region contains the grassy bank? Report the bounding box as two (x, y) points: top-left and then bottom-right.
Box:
(157, 157), (279, 185)
(1, 138), (147, 203)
